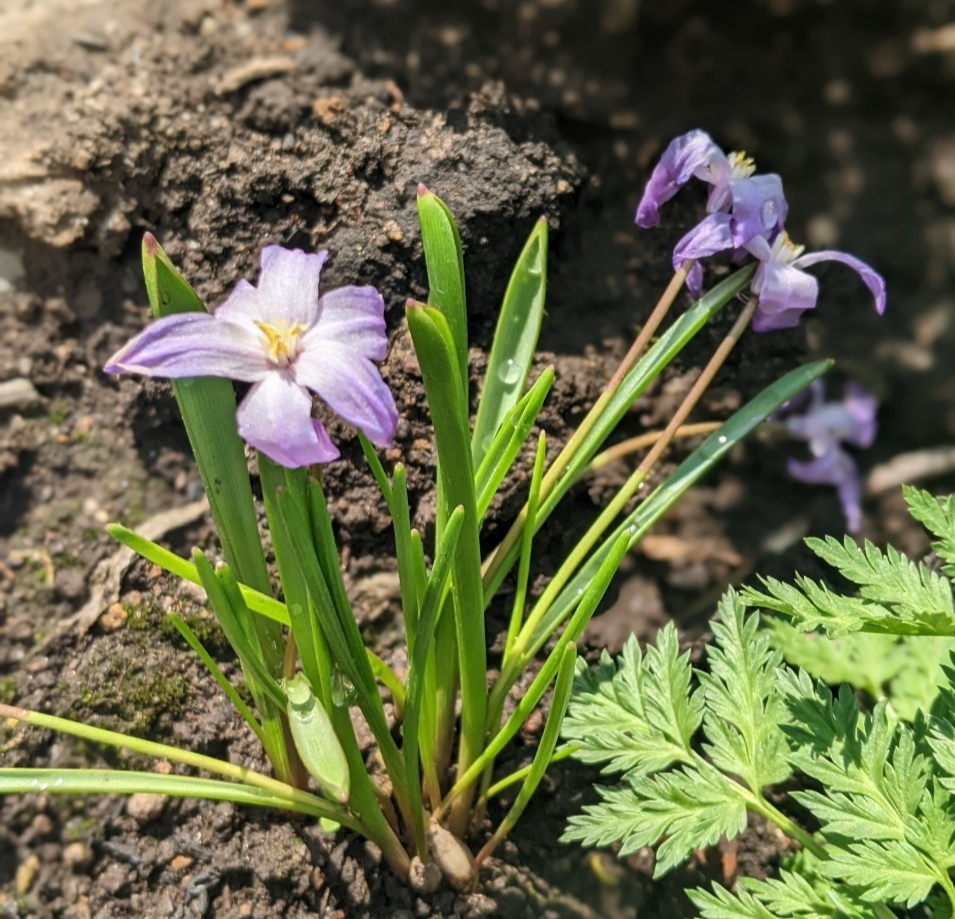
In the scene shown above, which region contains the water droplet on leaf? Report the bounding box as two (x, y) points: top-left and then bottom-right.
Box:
(498, 358), (522, 386)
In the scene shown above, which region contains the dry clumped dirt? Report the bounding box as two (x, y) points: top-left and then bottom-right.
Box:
(2, 0), (955, 916)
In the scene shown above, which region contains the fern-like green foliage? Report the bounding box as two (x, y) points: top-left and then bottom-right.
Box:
(562, 595), (792, 876)
(742, 488), (955, 638)
(766, 620), (955, 722)
(563, 487), (955, 918)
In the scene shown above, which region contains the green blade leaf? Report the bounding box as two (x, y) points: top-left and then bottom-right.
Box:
(0, 768), (353, 824)
(166, 612), (265, 746)
(403, 505), (465, 854)
(472, 217), (548, 466)
(141, 237), (272, 600)
(107, 524), (291, 627)
(416, 186), (468, 409)
(475, 368), (553, 520)
(285, 674), (350, 804)
(406, 302), (487, 786)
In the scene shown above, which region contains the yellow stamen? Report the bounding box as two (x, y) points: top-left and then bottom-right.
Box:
(253, 319), (307, 365)
(728, 150), (756, 178)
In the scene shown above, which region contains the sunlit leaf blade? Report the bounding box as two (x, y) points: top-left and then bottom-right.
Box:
(140, 239), (272, 599)
(475, 368), (553, 519)
(166, 612), (265, 745)
(0, 769), (346, 822)
(285, 674), (350, 804)
(406, 303), (486, 782)
(107, 524), (291, 626)
(472, 218), (548, 467)
(416, 188), (468, 409)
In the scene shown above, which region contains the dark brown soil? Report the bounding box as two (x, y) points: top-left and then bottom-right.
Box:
(2, 0), (954, 916)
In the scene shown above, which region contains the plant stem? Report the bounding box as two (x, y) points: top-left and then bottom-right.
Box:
(497, 296), (758, 703)
(481, 263), (690, 590)
(0, 703), (359, 831)
(587, 422), (721, 471)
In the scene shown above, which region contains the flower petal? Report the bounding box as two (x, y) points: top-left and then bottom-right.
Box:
(841, 382), (878, 448)
(236, 373), (339, 467)
(635, 130), (727, 228)
(294, 350), (398, 447)
(214, 278), (262, 321)
(788, 447), (863, 532)
(791, 249), (886, 315)
(672, 213), (735, 296)
(751, 262), (819, 333)
(303, 285), (388, 362)
(104, 312), (269, 381)
(255, 247), (329, 327)
(728, 174), (788, 246)
(673, 210), (734, 261)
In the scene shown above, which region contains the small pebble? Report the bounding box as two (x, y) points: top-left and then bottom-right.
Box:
(97, 603), (128, 633)
(63, 842), (95, 871)
(30, 813), (55, 838)
(54, 568), (87, 602)
(16, 854), (40, 895)
(0, 378), (41, 410)
(126, 793), (167, 822)
(168, 854), (194, 872)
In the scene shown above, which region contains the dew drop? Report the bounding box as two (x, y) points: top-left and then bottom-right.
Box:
(330, 666), (356, 708)
(497, 358), (522, 386)
(717, 435), (728, 444)
(761, 199), (778, 229)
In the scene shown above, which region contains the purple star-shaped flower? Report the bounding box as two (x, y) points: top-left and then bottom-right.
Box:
(744, 233), (887, 333)
(783, 380), (878, 532)
(105, 245), (398, 469)
(635, 129), (788, 295)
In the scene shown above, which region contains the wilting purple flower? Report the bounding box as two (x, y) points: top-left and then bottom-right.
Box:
(105, 246), (398, 468)
(745, 232), (887, 333)
(635, 130), (788, 295)
(783, 380), (878, 532)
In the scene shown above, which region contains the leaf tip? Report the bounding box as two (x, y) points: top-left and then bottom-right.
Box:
(416, 182), (429, 198)
(142, 231), (159, 258)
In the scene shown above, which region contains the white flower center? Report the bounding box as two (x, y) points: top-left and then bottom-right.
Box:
(769, 231), (806, 265)
(254, 318), (307, 367)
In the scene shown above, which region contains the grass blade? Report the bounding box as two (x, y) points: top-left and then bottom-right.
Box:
(416, 187), (468, 409)
(472, 218), (548, 466)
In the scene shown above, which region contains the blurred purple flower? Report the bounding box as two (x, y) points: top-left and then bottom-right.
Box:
(105, 246), (398, 469)
(635, 129), (788, 295)
(783, 380), (878, 532)
(745, 232), (887, 333)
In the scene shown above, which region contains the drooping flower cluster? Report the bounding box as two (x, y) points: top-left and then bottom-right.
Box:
(105, 246), (398, 469)
(636, 129), (887, 331)
(779, 380), (878, 532)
